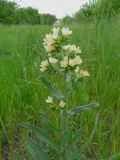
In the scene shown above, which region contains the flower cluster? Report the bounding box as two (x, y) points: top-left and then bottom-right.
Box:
(40, 27), (90, 108)
(40, 27), (86, 72)
(60, 55), (82, 68)
(43, 27), (72, 56)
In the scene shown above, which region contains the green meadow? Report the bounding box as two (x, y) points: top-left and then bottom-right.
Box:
(0, 17), (120, 159)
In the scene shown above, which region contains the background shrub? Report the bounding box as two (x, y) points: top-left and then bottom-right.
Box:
(0, 0), (56, 25)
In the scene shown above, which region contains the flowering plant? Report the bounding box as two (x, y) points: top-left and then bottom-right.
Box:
(22, 27), (99, 160)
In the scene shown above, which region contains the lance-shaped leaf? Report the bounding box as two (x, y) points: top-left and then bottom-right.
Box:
(21, 123), (61, 153)
(67, 103), (99, 116)
(27, 138), (50, 160)
(40, 76), (64, 100)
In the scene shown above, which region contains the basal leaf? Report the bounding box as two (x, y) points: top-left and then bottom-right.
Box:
(21, 123), (61, 153)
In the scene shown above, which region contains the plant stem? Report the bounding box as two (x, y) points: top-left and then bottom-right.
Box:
(63, 73), (70, 160)
(60, 72), (70, 160)
(65, 73), (69, 146)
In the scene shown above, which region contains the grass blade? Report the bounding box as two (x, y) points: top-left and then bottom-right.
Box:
(79, 113), (99, 153)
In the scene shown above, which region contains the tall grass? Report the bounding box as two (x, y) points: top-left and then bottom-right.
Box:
(0, 17), (120, 159)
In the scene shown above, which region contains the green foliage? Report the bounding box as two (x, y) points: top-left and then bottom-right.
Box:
(21, 123), (60, 152)
(27, 138), (49, 160)
(39, 13), (57, 25)
(63, 0), (120, 23)
(0, 0), (17, 24)
(0, 0), (56, 25)
(94, 0), (120, 18)
(62, 16), (74, 24)
(16, 7), (40, 25)
(74, 3), (95, 22)
(22, 107), (99, 160)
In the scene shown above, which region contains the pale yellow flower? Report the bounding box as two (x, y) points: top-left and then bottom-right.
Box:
(60, 56), (69, 68)
(69, 45), (81, 54)
(40, 60), (49, 72)
(45, 96), (53, 104)
(44, 45), (55, 52)
(74, 56), (82, 65)
(44, 33), (54, 46)
(43, 33), (56, 52)
(74, 46), (82, 54)
(69, 58), (76, 67)
(62, 27), (72, 37)
(59, 100), (65, 108)
(52, 27), (59, 39)
(62, 45), (71, 51)
(49, 57), (58, 64)
(62, 45), (82, 54)
(69, 56), (82, 67)
(52, 27), (59, 34)
(80, 70), (90, 77)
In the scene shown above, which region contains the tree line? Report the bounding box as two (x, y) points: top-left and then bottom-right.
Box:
(0, 0), (56, 25)
(63, 0), (120, 23)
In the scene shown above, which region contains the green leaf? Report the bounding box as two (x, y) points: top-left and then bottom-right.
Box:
(21, 123), (61, 153)
(67, 103), (99, 116)
(40, 77), (64, 100)
(27, 138), (50, 160)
